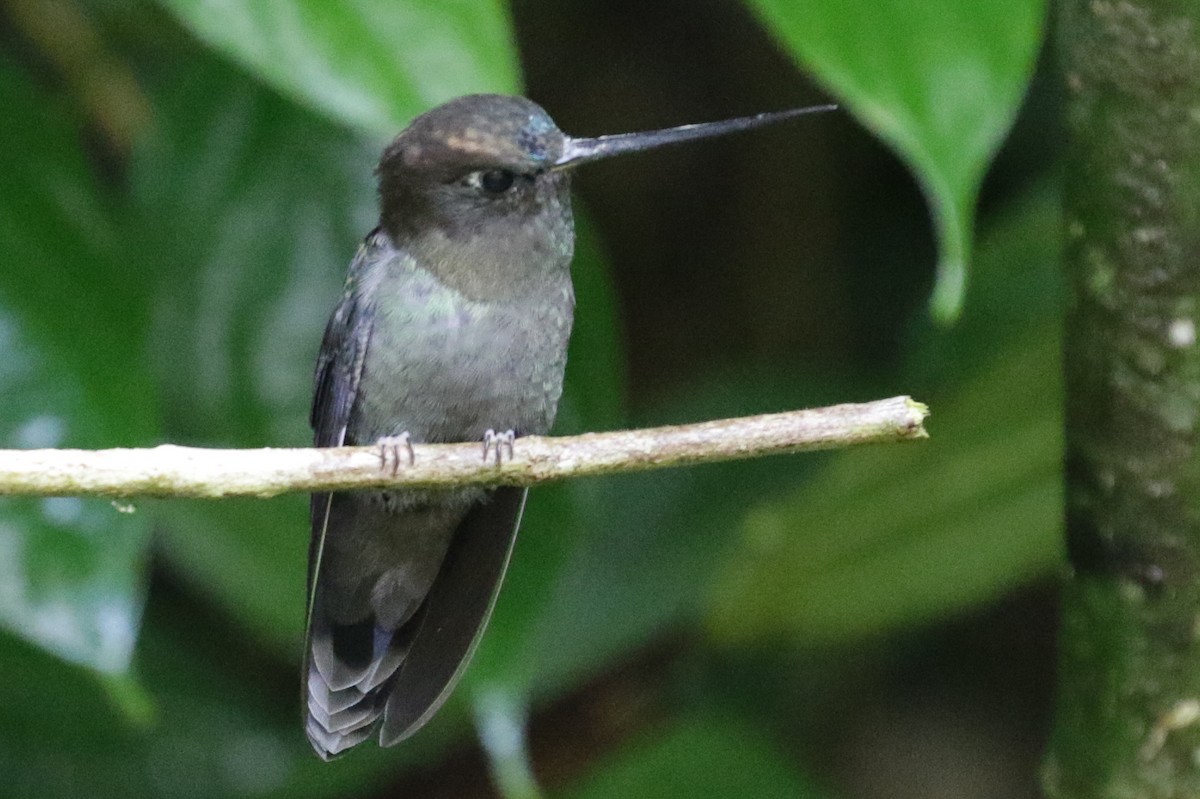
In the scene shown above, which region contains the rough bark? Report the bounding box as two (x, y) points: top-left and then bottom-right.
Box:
(1046, 2), (1200, 796)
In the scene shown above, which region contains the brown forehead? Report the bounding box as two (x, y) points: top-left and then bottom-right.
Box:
(393, 94), (561, 171)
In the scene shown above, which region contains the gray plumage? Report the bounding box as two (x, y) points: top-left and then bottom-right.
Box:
(304, 93), (832, 759)
(306, 95), (574, 759)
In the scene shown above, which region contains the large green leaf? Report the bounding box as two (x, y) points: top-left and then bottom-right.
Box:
(154, 0), (521, 139)
(0, 63), (156, 674)
(710, 336), (1062, 642)
(748, 0), (1045, 318)
(708, 188), (1064, 643)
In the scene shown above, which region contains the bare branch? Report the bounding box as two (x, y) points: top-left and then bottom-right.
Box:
(0, 396), (927, 498)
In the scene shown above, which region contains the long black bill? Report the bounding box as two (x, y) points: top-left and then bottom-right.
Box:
(554, 103), (837, 170)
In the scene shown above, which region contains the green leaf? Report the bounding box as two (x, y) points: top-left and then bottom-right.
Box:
(903, 183), (1063, 387)
(560, 713), (829, 799)
(0, 63), (156, 674)
(708, 188), (1064, 643)
(154, 0), (521, 139)
(710, 337), (1062, 643)
(130, 61), (377, 651)
(748, 0), (1045, 318)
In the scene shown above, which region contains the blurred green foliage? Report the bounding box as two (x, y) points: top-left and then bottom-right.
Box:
(155, 0), (521, 139)
(0, 61), (154, 676)
(748, 0), (1045, 318)
(563, 713), (831, 799)
(710, 189), (1063, 644)
(0, 0), (1057, 796)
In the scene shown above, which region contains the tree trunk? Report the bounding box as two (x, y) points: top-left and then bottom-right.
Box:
(1046, 1), (1200, 797)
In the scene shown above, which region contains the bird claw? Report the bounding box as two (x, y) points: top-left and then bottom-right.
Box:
(482, 429), (515, 465)
(377, 433), (415, 475)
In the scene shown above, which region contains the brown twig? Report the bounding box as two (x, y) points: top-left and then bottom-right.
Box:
(0, 396), (927, 498)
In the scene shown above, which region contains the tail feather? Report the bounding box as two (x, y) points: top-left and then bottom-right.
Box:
(303, 488), (526, 757)
(305, 616), (410, 759)
(307, 668), (365, 716)
(305, 711), (376, 760)
(359, 637), (408, 692)
(308, 691), (377, 731)
(310, 617), (408, 693)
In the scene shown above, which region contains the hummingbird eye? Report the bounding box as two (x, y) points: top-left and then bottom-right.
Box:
(477, 169), (516, 195)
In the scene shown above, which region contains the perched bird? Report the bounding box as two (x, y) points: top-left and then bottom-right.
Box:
(305, 94), (833, 759)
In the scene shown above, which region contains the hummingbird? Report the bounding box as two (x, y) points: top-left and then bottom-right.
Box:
(305, 93), (834, 759)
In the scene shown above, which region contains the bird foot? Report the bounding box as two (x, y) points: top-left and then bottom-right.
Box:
(377, 433), (415, 475)
(482, 429), (515, 465)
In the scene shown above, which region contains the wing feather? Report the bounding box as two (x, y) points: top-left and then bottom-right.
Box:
(379, 487), (527, 744)
(303, 239), (376, 754)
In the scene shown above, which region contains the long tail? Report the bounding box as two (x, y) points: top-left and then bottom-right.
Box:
(304, 490), (448, 759)
(303, 488), (527, 757)
(305, 605), (419, 758)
